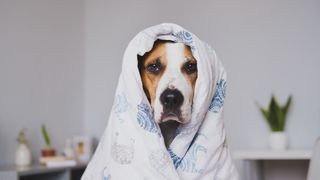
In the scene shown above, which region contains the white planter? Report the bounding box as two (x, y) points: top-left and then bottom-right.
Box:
(15, 144), (31, 166)
(269, 132), (288, 150)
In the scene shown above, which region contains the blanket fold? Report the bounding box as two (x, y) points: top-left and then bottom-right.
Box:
(82, 23), (239, 180)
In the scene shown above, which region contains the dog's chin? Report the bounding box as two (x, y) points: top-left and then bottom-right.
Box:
(157, 110), (191, 147)
(161, 114), (180, 123)
(159, 119), (180, 128)
(156, 109), (191, 124)
(159, 118), (181, 148)
(160, 113), (182, 130)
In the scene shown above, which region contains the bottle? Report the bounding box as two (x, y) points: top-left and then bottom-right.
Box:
(15, 129), (31, 166)
(64, 138), (75, 159)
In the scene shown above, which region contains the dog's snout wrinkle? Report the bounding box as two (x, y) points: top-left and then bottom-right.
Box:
(160, 89), (184, 109)
(168, 84), (175, 89)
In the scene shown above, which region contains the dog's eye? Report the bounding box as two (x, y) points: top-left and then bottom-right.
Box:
(146, 60), (161, 74)
(184, 61), (197, 74)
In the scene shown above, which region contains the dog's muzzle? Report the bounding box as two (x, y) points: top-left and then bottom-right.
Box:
(160, 88), (184, 123)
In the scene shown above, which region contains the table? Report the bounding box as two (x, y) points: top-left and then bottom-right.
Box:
(233, 150), (312, 180)
(0, 163), (86, 180)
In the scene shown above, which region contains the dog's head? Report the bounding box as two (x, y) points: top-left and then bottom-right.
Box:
(138, 40), (197, 127)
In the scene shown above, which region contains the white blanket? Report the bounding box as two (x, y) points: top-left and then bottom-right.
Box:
(82, 23), (239, 180)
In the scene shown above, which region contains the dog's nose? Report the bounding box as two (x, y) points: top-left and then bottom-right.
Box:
(160, 89), (184, 109)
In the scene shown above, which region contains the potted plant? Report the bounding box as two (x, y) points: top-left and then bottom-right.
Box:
(15, 128), (32, 166)
(259, 95), (292, 150)
(41, 124), (56, 157)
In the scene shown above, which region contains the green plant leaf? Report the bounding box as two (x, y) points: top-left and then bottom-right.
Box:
(273, 95), (285, 131)
(260, 107), (274, 130)
(260, 107), (268, 120)
(281, 95), (292, 131)
(41, 124), (51, 148)
(283, 95), (292, 117)
(258, 95), (292, 132)
(269, 96), (281, 131)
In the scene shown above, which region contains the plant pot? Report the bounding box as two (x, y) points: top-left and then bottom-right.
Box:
(269, 132), (288, 150)
(41, 148), (56, 157)
(15, 143), (32, 166)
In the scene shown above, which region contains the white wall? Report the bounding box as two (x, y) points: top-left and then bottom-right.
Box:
(1, 0), (319, 178)
(84, 0), (320, 149)
(84, 1), (320, 179)
(0, 0), (85, 165)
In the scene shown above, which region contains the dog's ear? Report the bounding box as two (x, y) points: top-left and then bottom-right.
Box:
(137, 54), (151, 103)
(137, 54), (144, 73)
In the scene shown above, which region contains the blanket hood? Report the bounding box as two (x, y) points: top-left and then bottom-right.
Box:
(82, 23), (239, 180)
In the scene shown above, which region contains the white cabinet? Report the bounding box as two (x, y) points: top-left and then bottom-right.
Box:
(233, 150), (312, 180)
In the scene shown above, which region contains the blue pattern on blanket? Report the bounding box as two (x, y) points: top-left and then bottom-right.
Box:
(205, 43), (215, 57)
(114, 93), (129, 114)
(183, 143), (207, 173)
(137, 103), (158, 133)
(168, 148), (183, 168)
(209, 79), (226, 113)
(174, 31), (195, 52)
(102, 167), (111, 180)
(168, 143), (207, 174)
(103, 174), (111, 180)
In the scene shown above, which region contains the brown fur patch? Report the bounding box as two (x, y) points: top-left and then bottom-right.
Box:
(138, 40), (167, 108)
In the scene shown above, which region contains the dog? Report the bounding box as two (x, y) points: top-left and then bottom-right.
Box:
(138, 40), (197, 147)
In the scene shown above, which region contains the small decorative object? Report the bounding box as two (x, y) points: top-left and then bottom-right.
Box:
(15, 129), (32, 166)
(63, 138), (75, 159)
(73, 136), (93, 163)
(41, 124), (56, 157)
(259, 95), (292, 150)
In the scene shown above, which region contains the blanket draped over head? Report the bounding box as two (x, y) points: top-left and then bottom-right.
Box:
(82, 23), (239, 180)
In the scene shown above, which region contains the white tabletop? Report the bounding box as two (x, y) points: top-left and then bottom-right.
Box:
(233, 149), (312, 160)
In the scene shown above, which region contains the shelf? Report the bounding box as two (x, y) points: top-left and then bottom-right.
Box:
(233, 149), (312, 160)
(0, 163), (86, 180)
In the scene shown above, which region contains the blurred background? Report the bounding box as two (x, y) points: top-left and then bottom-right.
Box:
(0, 0), (319, 180)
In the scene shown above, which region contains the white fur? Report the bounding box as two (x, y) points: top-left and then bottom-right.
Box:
(154, 43), (193, 124)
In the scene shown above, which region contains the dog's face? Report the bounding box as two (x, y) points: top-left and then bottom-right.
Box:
(138, 40), (197, 126)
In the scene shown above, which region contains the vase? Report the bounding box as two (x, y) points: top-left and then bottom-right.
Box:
(41, 148), (56, 157)
(269, 132), (288, 150)
(15, 143), (31, 166)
